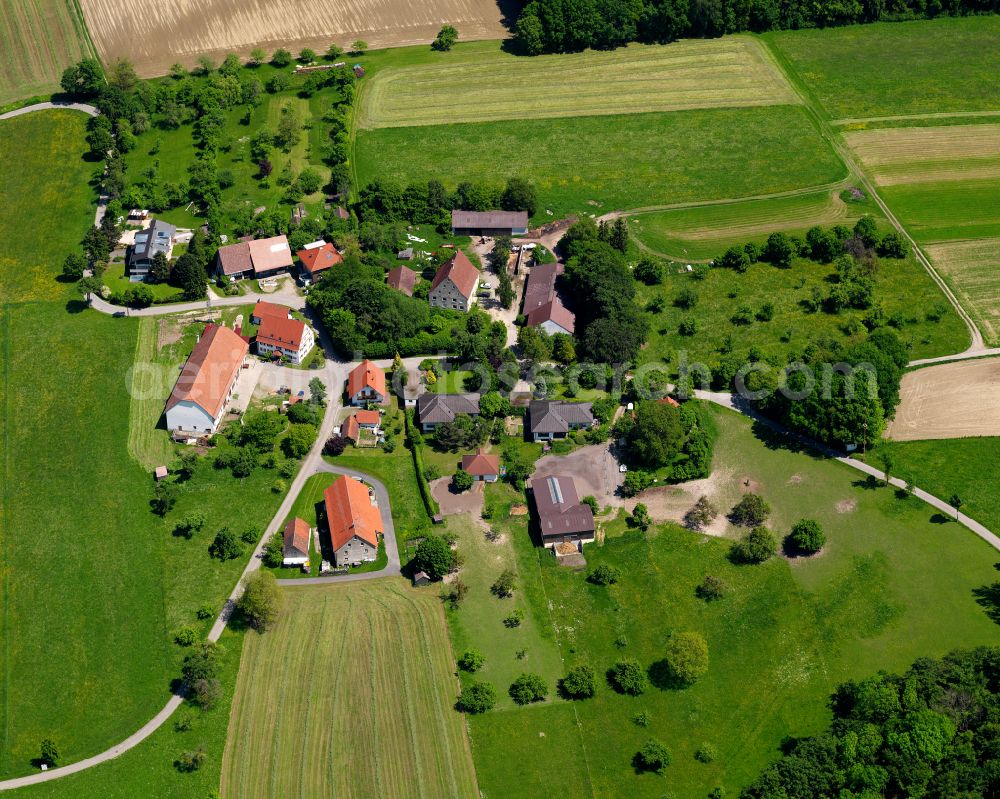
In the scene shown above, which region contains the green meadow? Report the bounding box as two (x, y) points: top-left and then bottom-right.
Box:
(879, 178), (1000, 242)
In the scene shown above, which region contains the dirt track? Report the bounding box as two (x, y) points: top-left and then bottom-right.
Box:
(887, 358), (1000, 440)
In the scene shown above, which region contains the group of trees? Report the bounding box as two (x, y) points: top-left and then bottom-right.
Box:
(742, 647), (1000, 798)
(618, 400), (714, 493)
(513, 0), (1000, 55)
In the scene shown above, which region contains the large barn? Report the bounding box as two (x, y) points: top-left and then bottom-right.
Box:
(165, 325), (248, 436)
(451, 210), (529, 237)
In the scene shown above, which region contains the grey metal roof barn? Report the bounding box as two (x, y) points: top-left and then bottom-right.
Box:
(451, 210), (529, 235)
(530, 475), (595, 539)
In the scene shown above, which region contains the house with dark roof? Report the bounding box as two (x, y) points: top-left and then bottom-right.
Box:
(165, 325), (249, 436)
(527, 400), (594, 442)
(324, 475), (383, 566)
(523, 262), (575, 336)
(452, 210), (529, 237)
(126, 219), (176, 281)
(461, 449), (500, 482)
(347, 360), (387, 406)
(529, 474), (595, 549)
(282, 517), (311, 567)
(297, 241), (342, 281)
(429, 251), (480, 312)
(387, 265), (417, 297)
(417, 393), (480, 432)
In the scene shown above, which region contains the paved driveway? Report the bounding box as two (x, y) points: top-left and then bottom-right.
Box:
(431, 476), (485, 516)
(532, 443), (625, 507)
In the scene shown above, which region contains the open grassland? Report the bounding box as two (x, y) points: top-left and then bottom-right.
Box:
(925, 238), (1000, 345)
(358, 37), (797, 129)
(767, 17), (1000, 121)
(879, 178), (1000, 242)
(628, 188), (870, 260)
(0, 0), (94, 107)
(887, 357), (1000, 440)
(468, 406), (1000, 798)
(635, 254), (968, 366)
(0, 111), (95, 303)
(845, 123), (1000, 185)
(79, 0), (510, 78)
(221, 580), (478, 799)
(355, 106), (847, 217)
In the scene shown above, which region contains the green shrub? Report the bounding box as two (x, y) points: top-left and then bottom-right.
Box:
(458, 681), (496, 714)
(731, 526), (777, 564)
(610, 659), (646, 695)
(509, 673), (548, 705)
(458, 650), (485, 672)
(560, 664), (597, 699)
(634, 738), (671, 773)
(788, 518), (825, 554)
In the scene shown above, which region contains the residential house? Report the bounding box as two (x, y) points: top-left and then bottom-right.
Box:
(297, 240), (342, 282)
(126, 219), (176, 281)
(523, 262), (575, 336)
(344, 409), (381, 444)
(416, 393), (480, 432)
(256, 315), (315, 364)
(451, 210), (529, 237)
(429, 251), (480, 312)
(387, 265), (417, 297)
(250, 300), (290, 326)
(398, 369), (424, 408)
(530, 474), (596, 549)
(324, 475), (383, 566)
(165, 325), (249, 436)
(282, 517), (311, 567)
(214, 235), (293, 280)
(461, 449), (500, 482)
(347, 360), (387, 406)
(527, 400), (594, 442)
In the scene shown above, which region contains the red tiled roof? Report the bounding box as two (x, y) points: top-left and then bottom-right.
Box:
(324, 475), (382, 549)
(347, 360), (386, 399)
(253, 301), (289, 322)
(344, 415), (360, 442)
(165, 325), (249, 417)
(354, 409), (380, 425)
(526, 299), (575, 333)
(216, 242), (253, 276)
(430, 251), (480, 299)
(658, 396), (681, 408)
(386, 265), (417, 296)
(297, 242), (342, 275)
(283, 517), (310, 558)
(257, 315), (308, 350)
(461, 449), (499, 476)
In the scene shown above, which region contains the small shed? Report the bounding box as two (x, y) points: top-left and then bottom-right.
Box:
(154, 465), (169, 481)
(397, 247), (414, 260)
(353, 64), (366, 78)
(413, 571), (431, 586)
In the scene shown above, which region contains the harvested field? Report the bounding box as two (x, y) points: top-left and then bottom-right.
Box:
(79, 0), (512, 78)
(886, 358), (1000, 441)
(358, 38), (797, 129)
(845, 123), (1000, 186)
(220, 579), (478, 799)
(925, 238), (1000, 346)
(0, 0), (94, 106)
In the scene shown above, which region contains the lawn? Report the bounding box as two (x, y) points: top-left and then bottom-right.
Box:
(924, 238), (1000, 346)
(220, 579), (479, 799)
(103, 263), (185, 304)
(0, 0), (94, 107)
(354, 105), (848, 218)
(634, 252), (969, 367)
(628, 187), (874, 261)
(357, 37), (796, 129)
(465, 405), (1000, 798)
(879, 178), (1000, 242)
(0, 110), (96, 303)
(766, 17), (1000, 120)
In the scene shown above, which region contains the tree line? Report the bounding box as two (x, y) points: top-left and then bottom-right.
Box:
(513, 0), (1000, 54)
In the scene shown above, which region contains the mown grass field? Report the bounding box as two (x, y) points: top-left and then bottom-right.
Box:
(767, 17), (1000, 120)
(879, 178), (1000, 242)
(220, 580), (479, 799)
(355, 106), (847, 217)
(924, 238), (1000, 346)
(0, 0), (94, 107)
(844, 122), (1000, 186)
(357, 37), (797, 129)
(628, 188), (870, 260)
(468, 406), (1000, 798)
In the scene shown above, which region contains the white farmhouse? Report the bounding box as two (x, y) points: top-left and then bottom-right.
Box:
(255, 315), (314, 364)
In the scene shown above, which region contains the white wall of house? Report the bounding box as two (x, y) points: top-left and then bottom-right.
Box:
(334, 536), (378, 566)
(429, 277), (478, 312)
(166, 400), (221, 435)
(258, 326), (315, 364)
(282, 553), (309, 566)
(351, 387), (385, 406)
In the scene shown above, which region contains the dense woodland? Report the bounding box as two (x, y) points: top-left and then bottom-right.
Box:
(513, 0), (1000, 53)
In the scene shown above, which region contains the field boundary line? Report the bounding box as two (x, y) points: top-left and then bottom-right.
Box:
(832, 110), (1000, 126)
(0, 305), (10, 774)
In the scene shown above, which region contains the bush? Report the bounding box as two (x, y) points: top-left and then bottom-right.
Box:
(458, 650), (485, 672)
(695, 743), (718, 763)
(731, 526), (777, 564)
(629, 503), (651, 531)
(730, 493), (770, 526)
(588, 564), (621, 585)
(503, 609), (524, 628)
(452, 469), (474, 492)
(490, 568), (516, 598)
(174, 626), (197, 646)
(240, 526), (260, 545)
(196, 603), (215, 620)
(324, 435), (349, 456)
(208, 527), (243, 560)
(262, 532), (284, 568)
(412, 535), (455, 580)
(634, 258), (665, 285)
(663, 632), (709, 686)
(175, 747), (207, 773)
(695, 575), (727, 601)
(509, 673), (548, 705)
(458, 681), (496, 714)
(787, 518), (825, 554)
(609, 659), (646, 695)
(560, 664), (597, 699)
(634, 738), (671, 773)
(432, 23), (459, 51)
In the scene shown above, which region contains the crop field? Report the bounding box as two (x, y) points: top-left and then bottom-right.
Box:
(0, 0), (94, 107)
(357, 38), (797, 129)
(78, 0), (511, 78)
(767, 17), (1000, 121)
(628, 188), (871, 260)
(466, 406), (1000, 798)
(220, 580), (478, 799)
(879, 178), (1000, 243)
(924, 238), (1000, 345)
(845, 123), (1000, 186)
(355, 106), (848, 217)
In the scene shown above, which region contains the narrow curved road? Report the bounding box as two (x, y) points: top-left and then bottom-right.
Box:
(0, 101), (97, 121)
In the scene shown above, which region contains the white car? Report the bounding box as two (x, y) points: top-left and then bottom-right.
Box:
(619, 464), (628, 473)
